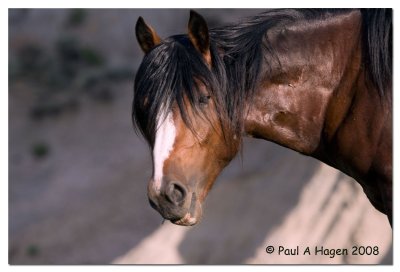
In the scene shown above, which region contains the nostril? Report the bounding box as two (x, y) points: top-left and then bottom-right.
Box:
(165, 182), (187, 206)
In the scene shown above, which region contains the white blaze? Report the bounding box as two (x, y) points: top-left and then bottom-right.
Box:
(152, 108), (176, 193)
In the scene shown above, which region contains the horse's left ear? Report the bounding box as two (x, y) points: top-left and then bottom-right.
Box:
(188, 10), (211, 66)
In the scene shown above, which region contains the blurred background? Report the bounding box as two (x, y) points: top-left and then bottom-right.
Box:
(8, 9), (392, 264)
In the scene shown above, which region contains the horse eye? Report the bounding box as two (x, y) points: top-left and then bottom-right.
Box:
(199, 95), (211, 105)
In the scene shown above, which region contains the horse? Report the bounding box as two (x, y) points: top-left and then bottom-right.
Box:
(132, 9), (392, 227)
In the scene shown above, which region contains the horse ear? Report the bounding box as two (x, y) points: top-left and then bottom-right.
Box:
(188, 10), (211, 66)
(135, 16), (162, 54)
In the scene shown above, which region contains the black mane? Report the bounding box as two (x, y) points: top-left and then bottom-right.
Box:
(361, 9), (392, 97)
(133, 9), (392, 144)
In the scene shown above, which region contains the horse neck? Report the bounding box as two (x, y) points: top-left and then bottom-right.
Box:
(242, 10), (386, 179)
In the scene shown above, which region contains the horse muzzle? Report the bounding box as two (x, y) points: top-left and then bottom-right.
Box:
(148, 179), (202, 226)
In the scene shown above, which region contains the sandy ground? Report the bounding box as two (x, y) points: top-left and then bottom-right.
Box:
(9, 9), (392, 265)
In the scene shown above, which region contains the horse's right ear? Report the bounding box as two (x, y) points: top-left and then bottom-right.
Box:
(135, 17), (161, 54)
